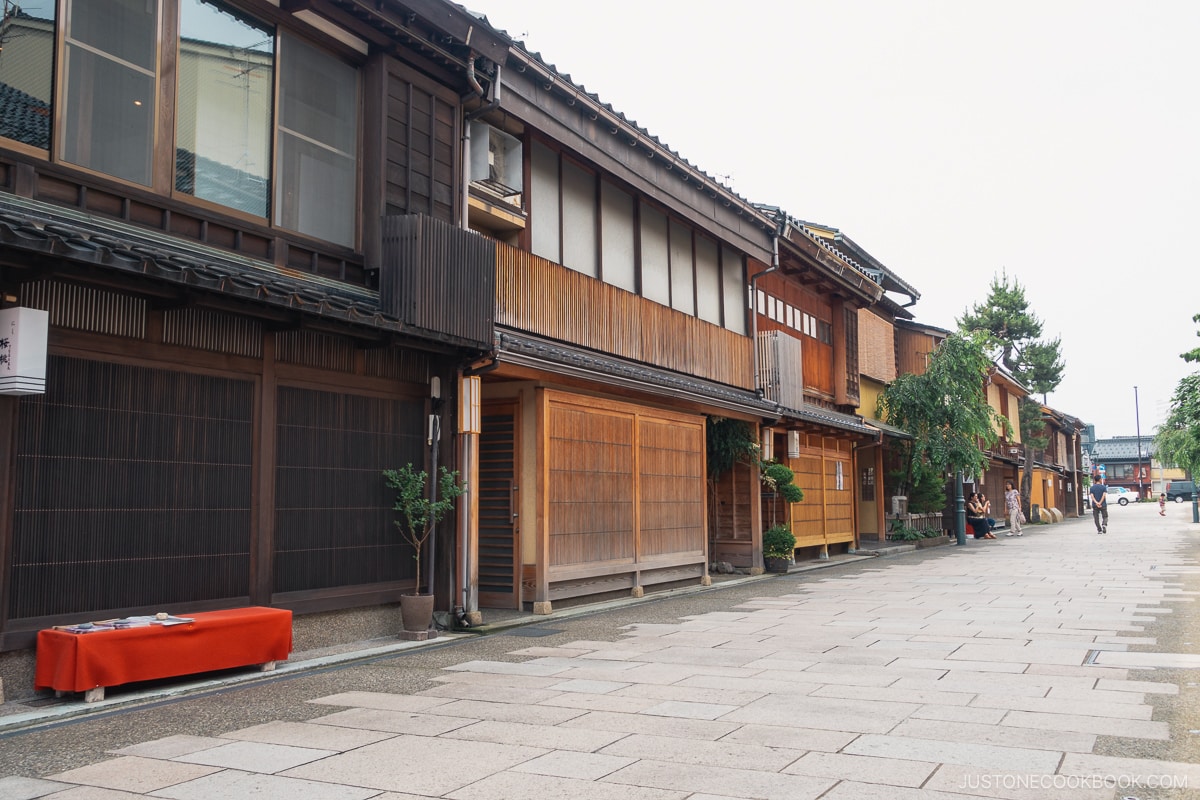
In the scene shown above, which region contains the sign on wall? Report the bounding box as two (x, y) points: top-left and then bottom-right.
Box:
(0, 307), (49, 395)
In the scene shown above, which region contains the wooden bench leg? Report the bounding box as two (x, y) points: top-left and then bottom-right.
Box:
(83, 687), (105, 703)
(259, 661), (276, 672)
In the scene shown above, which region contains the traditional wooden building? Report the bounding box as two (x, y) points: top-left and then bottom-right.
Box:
(969, 365), (1025, 513)
(457, 36), (781, 614)
(0, 0), (936, 701)
(1029, 405), (1085, 518)
(749, 213), (883, 559)
(797, 222), (921, 542)
(1091, 436), (1154, 498)
(0, 0), (514, 691)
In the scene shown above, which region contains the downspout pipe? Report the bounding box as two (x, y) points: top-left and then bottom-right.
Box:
(750, 213), (788, 401)
(461, 61), (503, 231)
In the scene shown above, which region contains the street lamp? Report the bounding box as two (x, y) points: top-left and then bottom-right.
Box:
(1134, 386), (1144, 500)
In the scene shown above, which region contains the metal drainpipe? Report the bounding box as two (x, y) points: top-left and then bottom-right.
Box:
(750, 215), (787, 400)
(461, 63), (503, 231)
(458, 359), (499, 625)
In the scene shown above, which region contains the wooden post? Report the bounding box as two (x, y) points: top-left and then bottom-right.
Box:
(533, 388), (551, 614)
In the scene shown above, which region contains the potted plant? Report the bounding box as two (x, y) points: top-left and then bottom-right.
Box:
(762, 525), (796, 573)
(383, 464), (465, 633)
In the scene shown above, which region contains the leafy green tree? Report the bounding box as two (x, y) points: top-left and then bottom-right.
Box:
(1158, 313), (1200, 479)
(958, 272), (1065, 513)
(878, 332), (1006, 500)
(1183, 313), (1200, 363)
(1155, 374), (1200, 478)
(384, 465), (465, 594)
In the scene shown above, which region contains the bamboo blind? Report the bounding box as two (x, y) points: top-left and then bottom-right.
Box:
(10, 357), (254, 618)
(273, 386), (425, 593)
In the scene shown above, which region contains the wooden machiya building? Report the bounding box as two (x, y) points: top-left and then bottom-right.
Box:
(0, 0), (905, 698)
(0, 0), (514, 693)
(458, 38), (781, 614)
(749, 213), (883, 560)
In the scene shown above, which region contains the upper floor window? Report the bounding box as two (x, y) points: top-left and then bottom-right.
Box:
(530, 139), (746, 335)
(62, 0), (159, 186)
(0, 0), (359, 251)
(275, 32), (358, 249)
(176, 0), (273, 217)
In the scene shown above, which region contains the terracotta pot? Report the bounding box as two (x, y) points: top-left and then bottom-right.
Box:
(399, 593), (434, 632)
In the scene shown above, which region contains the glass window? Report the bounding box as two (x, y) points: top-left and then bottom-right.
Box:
(275, 32), (358, 248)
(62, 0), (160, 186)
(176, 0), (273, 217)
(0, 3), (55, 149)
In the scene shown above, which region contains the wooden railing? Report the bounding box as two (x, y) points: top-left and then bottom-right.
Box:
(496, 245), (754, 389)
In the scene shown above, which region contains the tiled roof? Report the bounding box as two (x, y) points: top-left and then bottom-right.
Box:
(461, 5), (773, 231)
(777, 402), (880, 438)
(0, 193), (436, 342)
(495, 329), (779, 419)
(0, 81), (50, 150)
(1093, 437), (1154, 460)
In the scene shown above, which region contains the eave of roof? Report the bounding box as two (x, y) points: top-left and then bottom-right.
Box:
(777, 403), (880, 439)
(494, 329), (779, 420)
(790, 218), (921, 302)
(866, 419), (914, 440)
(491, 39), (775, 236)
(894, 318), (953, 337)
(0, 193), (477, 349)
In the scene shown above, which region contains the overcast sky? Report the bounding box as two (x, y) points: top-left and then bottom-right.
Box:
(473, 0), (1199, 439)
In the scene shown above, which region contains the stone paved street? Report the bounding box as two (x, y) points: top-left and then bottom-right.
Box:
(2, 502), (1198, 799)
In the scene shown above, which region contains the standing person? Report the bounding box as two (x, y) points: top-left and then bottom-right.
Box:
(1004, 480), (1023, 536)
(1090, 478), (1108, 534)
(1159, 492), (1167, 516)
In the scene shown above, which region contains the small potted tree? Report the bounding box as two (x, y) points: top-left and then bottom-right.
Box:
(762, 525), (796, 573)
(761, 463), (802, 573)
(383, 464), (465, 633)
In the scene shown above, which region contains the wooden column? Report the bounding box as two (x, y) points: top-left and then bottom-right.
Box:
(533, 388), (551, 614)
(251, 334), (276, 606)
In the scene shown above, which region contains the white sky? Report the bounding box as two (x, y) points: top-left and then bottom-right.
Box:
(472, 0), (1200, 438)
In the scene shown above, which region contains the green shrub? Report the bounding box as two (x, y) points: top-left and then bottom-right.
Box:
(762, 525), (797, 559)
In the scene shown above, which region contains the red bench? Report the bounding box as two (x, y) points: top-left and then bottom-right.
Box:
(35, 606), (292, 702)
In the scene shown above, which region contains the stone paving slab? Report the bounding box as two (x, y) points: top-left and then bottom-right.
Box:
(5, 515), (1194, 799)
(49, 757), (221, 794)
(152, 769), (380, 800)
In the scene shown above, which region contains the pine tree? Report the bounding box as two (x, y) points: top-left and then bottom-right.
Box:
(958, 271), (1065, 515)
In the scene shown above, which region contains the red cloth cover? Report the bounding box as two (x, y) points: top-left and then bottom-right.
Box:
(35, 607), (293, 693)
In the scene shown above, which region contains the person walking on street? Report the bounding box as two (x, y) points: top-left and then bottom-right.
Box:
(1004, 480), (1024, 536)
(1090, 478), (1108, 533)
(1159, 492), (1167, 516)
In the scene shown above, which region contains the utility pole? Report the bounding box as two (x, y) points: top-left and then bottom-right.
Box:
(1134, 386), (1144, 500)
